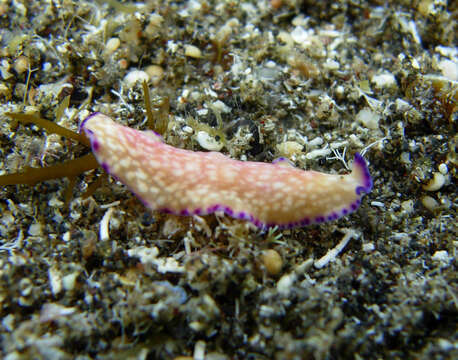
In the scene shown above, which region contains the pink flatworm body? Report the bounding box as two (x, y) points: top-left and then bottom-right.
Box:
(81, 113), (372, 229)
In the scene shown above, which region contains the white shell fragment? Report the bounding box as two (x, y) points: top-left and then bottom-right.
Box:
(371, 73), (397, 89)
(423, 172), (446, 191)
(195, 130), (224, 151)
(356, 108), (381, 130)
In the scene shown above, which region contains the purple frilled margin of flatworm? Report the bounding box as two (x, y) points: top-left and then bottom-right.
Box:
(81, 113), (373, 230)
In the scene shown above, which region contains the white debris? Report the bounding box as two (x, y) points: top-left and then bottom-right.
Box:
(435, 46), (457, 58)
(330, 141), (348, 150)
(123, 69), (149, 88)
(193, 340), (206, 360)
(356, 108), (381, 130)
(323, 59), (340, 70)
(28, 222), (43, 236)
(166, 40), (179, 53)
(62, 272), (79, 291)
(400, 152), (411, 165)
(291, 26), (314, 47)
(362, 242), (375, 253)
(127, 246), (160, 264)
(401, 200), (415, 213)
(48, 267), (63, 296)
(277, 272), (297, 296)
(432, 250), (450, 265)
(314, 229), (359, 269)
(398, 18), (422, 45)
(127, 246), (185, 273)
(196, 108), (209, 116)
(305, 148), (332, 160)
(99, 207), (115, 241)
(182, 125), (194, 134)
(204, 87), (218, 98)
(371, 201), (385, 208)
(210, 99), (231, 113)
(104, 37), (120, 55)
(307, 137), (324, 147)
(40, 303), (76, 323)
(395, 98), (412, 112)
(437, 59), (457, 81)
(154, 257), (185, 273)
(276, 141), (303, 157)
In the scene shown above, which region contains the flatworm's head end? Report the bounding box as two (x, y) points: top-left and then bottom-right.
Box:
(79, 112), (102, 133)
(79, 113), (116, 156)
(352, 153), (373, 194)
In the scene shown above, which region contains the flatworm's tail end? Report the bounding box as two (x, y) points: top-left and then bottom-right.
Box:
(352, 153), (373, 195)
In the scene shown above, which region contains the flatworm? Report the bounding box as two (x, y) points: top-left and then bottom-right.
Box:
(81, 113), (372, 229)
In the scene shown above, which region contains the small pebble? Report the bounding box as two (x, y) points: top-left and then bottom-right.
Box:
(28, 222), (42, 236)
(261, 249), (283, 275)
(105, 37), (120, 55)
(123, 69), (149, 88)
(438, 163), (448, 175)
(13, 55), (29, 74)
(185, 44), (202, 58)
(145, 65), (164, 86)
(431, 250), (450, 264)
(276, 141), (303, 157)
(62, 272), (79, 291)
(421, 195), (439, 211)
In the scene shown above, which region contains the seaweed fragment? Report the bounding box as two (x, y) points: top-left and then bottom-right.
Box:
(0, 112), (98, 202)
(0, 153), (98, 186)
(142, 80), (169, 135)
(6, 112), (90, 146)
